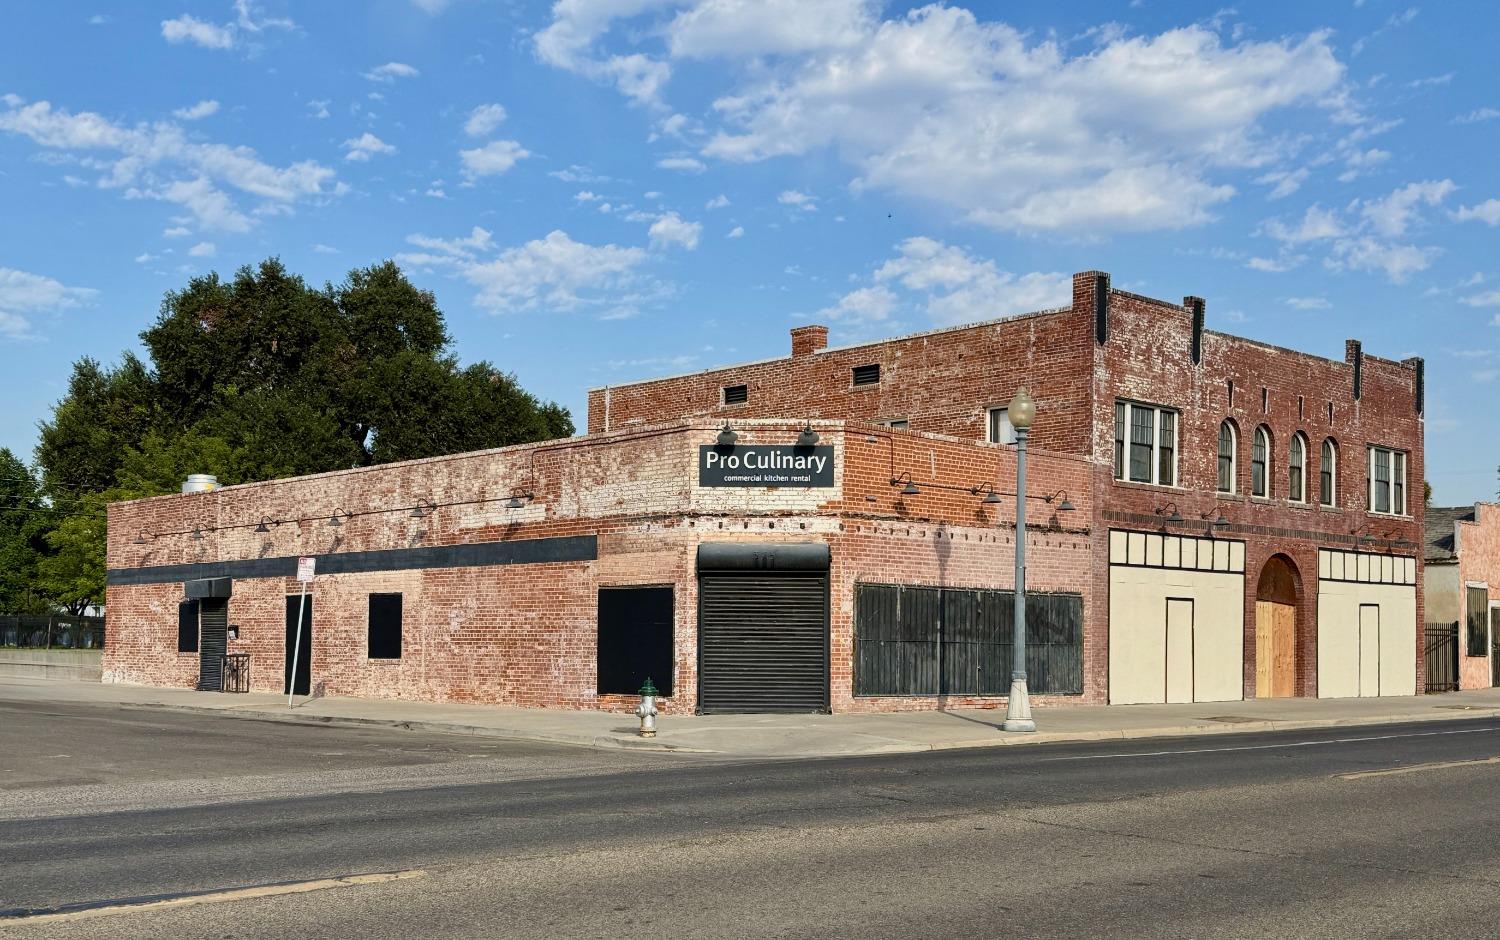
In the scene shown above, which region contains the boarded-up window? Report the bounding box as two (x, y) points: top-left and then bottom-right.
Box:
(722, 384), (748, 405)
(1467, 586), (1490, 657)
(368, 593), (403, 659)
(177, 600), (199, 653)
(597, 586), (674, 696)
(852, 363), (881, 386)
(854, 584), (1082, 696)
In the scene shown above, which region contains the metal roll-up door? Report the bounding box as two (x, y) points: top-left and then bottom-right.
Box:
(697, 543), (829, 714)
(197, 599), (228, 691)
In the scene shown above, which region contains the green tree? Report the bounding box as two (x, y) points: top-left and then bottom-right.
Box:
(0, 449), (51, 614)
(33, 258), (572, 613)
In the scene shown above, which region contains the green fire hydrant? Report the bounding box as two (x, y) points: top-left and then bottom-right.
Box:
(635, 678), (659, 737)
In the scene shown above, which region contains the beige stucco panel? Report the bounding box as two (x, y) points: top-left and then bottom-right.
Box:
(1317, 580), (1417, 698)
(1109, 566), (1245, 705)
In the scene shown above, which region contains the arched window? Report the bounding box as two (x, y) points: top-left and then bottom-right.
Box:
(1320, 438), (1337, 507)
(1252, 426), (1270, 498)
(1217, 421), (1237, 493)
(1288, 433), (1307, 503)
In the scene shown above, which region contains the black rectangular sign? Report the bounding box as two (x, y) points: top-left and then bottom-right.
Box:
(698, 445), (834, 488)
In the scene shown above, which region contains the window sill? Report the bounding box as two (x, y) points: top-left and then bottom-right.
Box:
(1112, 478), (1182, 493)
(1367, 511), (1413, 520)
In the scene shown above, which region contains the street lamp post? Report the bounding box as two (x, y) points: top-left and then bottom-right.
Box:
(1003, 386), (1037, 733)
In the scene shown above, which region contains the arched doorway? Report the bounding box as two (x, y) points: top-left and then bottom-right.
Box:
(1255, 555), (1300, 698)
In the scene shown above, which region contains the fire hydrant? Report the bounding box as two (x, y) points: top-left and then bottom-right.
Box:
(635, 678), (659, 737)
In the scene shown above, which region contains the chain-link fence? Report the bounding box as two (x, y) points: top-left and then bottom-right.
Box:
(0, 614), (106, 649)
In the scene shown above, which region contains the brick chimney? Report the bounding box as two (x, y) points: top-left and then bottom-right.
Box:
(791, 325), (829, 357)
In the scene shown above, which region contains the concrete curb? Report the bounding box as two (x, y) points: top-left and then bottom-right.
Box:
(122, 696), (1500, 759)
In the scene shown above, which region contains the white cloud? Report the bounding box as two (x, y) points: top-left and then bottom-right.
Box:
(667, 0), (874, 58)
(188, 241), (217, 257)
(310, 243), (338, 254)
(727, 225), (744, 238)
(1473, 369), (1498, 384)
(705, 194), (730, 209)
(1263, 205), (1346, 244)
(306, 99), (331, 119)
(411, 0), (449, 11)
(363, 62), (420, 83)
(648, 212), (702, 250)
(0, 98), (339, 232)
(534, 4), (674, 106)
(818, 237), (1069, 327)
(163, 225), (192, 238)
(1358, 179), (1455, 236)
(1461, 290), (1500, 308)
(657, 155), (706, 173)
(574, 190), (602, 202)
(459, 139), (529, 178)
(0, 266), (96, 338)
(1256, 168), (1309, 200)
(161, 14), (234, 49)
(464, 103), (508, 137)
(778, 190), (816, 211)
(1285, 296), (1331, 310)
(134, 252), (155, 263)
(1455, 107), (1500, 124)
(1246, 255), (1305, 273)
(549, 165), (610, 183)
(690, 11), (1342, 233)
(343, 132), (396, 162)
(173, 99), (220, 121)
(1327, 238), (1437, 283)
(1454, 199), (1500, 226)
(397, 227), (652, 314)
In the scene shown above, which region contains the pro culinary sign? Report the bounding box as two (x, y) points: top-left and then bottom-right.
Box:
(698, 445), (834, 488)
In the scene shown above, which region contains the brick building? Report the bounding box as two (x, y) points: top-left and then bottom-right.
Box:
(1425, 502), (1500, 690)
(590, 271), (1427, 703)
(105, 421), (1094, 713)
(105, 269), (1426, 712)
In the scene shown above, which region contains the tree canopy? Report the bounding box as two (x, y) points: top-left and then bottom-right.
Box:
(9, 258), (573, 617)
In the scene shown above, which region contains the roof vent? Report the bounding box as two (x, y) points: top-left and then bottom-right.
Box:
(182, 474), (219, 494)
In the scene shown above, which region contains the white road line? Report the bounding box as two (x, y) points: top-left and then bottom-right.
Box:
(1037, 725), (1500, 762)
(4, 870), (425, 925)
(1337, 756), (1500, 780)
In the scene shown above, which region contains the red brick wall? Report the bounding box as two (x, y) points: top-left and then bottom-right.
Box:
(1457, 502), (1500, 689)
(106, 422), (1096, 712)
(1091, 287), (1425, 699)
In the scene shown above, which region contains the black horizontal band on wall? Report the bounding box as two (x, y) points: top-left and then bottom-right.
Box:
(106, 534), (598, 587)
(697, 541), (831, 572)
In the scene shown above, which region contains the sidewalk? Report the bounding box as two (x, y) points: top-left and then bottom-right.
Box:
(7, 677), (1500, 759)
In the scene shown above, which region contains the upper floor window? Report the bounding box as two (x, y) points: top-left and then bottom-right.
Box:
(881, 418), (909, 430)
(722, 383), (748, 405)
(1251, 426), (1270, 498)
(988, 406), (1015, 445)
(1216, 421), (1236, 493)
(1288, 433), (1308, 503)
(1320, 438), (1337, 507)
(1114, 400), (1177, 487)
(852, 363), (881, 387)
(1368, 445), (1407, 515)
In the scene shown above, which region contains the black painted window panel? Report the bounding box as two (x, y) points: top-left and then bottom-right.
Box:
(368, 593), (403, 659)
(178, 600), (199, 653)
(597, 587), (674, 696)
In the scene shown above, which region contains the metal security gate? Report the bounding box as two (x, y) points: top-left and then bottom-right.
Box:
(1424, 622), (1459, 693)
(697, 543), (829, 714)
(197, 599), (228, 691)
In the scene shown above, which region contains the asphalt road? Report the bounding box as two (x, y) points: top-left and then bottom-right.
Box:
(3, 697), (1500, 939)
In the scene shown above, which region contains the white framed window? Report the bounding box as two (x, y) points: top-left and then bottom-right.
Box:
(1320, 438), (1337, 507)
(1113, 400), (1177, 487)
(1368, 445), (1407, 515)
(1216, 421), (1236, 493)
(1289, 433), (1308, 503)
(1251, 426), (1270, 498)
(987, 406), (1015, 444)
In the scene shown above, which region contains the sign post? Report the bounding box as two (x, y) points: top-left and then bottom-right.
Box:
(288, 556), (314, 707)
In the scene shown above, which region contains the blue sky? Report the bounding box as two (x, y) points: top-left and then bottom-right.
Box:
(1, 1), (1497, 503)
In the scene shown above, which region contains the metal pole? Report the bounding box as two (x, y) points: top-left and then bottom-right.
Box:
(288, 583), (308, 708)
(1003, 425), (1036, 732)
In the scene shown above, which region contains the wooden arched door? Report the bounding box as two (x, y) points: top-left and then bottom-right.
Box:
(1255, 556), (1299, 698)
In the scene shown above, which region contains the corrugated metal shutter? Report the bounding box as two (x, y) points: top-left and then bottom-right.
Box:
(699, 572), (828, 713)
(197, 599), (228, 691)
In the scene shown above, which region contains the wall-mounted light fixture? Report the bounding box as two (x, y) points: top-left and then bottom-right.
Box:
(795, 422), (820, 447)
(1199, 510), (1230, 535)
(327, 509), (352, 528)
(190, 527), (205, 540)
(505, 491), (535, 510)
(409, 499), (437, 519)
(890, 472), (920, 496)
(132, 530), (151, 545)
(254, 516), (277, 533)
(1044, 490), (1076, 512)
(716, 421), (738, 447)
(976, 485), (1003, 505)
(1154, 502), (1185, 527)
